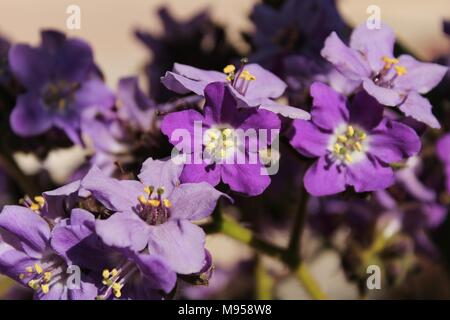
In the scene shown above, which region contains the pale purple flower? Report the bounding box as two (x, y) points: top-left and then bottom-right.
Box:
(162, 62), (310, 120)
(161, 82), (281, 196)
(0, 206), (98, 299)
(81, 157), (226, 276)
(290, 82), (421, 196)
(8, 30), (114, 143)
(321, 23), (448, 128)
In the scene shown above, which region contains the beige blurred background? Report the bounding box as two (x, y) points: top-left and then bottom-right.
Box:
(0, 0), (449, 88)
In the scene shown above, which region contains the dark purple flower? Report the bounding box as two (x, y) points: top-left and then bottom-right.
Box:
(8, 30), (114, 143)
(161, 82), (281, 195)
(51, 208), (176, 300)
(321, 23), (448, 128)
(0, 206), (97, 299)
(162, 62), (310, 119)
(290, 82), (421, 196)
(81, 157), (226, 276)
(249, 0), (347, 65)
(135, 7), (239, 102)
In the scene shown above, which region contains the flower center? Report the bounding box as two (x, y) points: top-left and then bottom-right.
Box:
(20, 259), (65, 295)
(223, 58), (256, 95)
(372, 56), (407, 88)
(329, 125), (367, 165)
(42, 80), (80, 112)
(203, 127), (236, 162)
(98, 261), (138, 299)
(136, 186), (172, 225)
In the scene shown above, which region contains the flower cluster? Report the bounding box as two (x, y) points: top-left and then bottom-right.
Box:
(1, 2), (450, 300)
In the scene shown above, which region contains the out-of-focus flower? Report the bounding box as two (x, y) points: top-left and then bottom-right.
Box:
(249, 0), (347, 66)
(81, 157), (226, 275)
(8, 30), (114, 144)
(162, 61), (310, 119)
(135, 7), (239, 102)
(321, 23), (448, 128)
(161, 82), (281, 195)
(290, 82), (421, 196)
(0, 206), (98, 299)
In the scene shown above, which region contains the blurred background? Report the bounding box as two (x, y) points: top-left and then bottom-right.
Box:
(1, 0), (450, 300)
(0, 0), (449, 87)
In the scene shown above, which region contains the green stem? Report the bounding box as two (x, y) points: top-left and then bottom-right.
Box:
(255, 255), (274, 300)
(209, 213), (328, 300)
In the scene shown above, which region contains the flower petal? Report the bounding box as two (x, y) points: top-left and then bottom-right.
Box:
(147, 220), (206, 274)
(221, 162), (271, 196)
(304, 156), (346, 196)
(289, 120), (330, 157)
(138, 158), (184, 195)
(310, 82), (349, 130)
(399, 92), (440, 129)
(10, 93), (53, 136)
(362, 78), (403, 106)
(346, 157), (395, 192)
(133, 253), (177, 293)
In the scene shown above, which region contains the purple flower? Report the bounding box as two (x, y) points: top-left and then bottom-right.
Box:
(321, 23), (448, 128)
(8, 30), (114, 144)
(162, 62), (310, 120)
(0, 206), (98, 299)
(51, 209), (176, 300)
(437, 133), (450, 193)
(290, 82), (421, 196)
(81, 157), (226, 276)
(161, 82), (281, 196)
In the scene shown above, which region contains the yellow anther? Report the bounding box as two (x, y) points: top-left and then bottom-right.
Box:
(163, 199), (172, 208)
(30, 203), (40, 211)
(223, 65), (236, 74)
(102, 269), (110, 279)
(113, 289), (122, 298)
(43, 272), (52, 282)
(112, 283), (123, 298)
(110, 269), (119, 277)
(34, 196), (45, 206)
(394, 65), (407, 76)
(26, 266), (33, 273)
(347, 126), (354, 137)
(208, 131), (219, 140)
(239, 70), (256, 81)
(222, 128), (233, 137)
(148, 199), (161, 207)
(333, 143), (342, 154)
(19, 273), (25, 280)
(382, 56), (399, 69)
(28, 280), (38, 290)
(34, 263), (43, 274)
(220, 149), (226, 158)
(345, 153), (353, 163)
(157, 187), (165, 195)
(138, 195), (147, 205)
(354, 142), (363, 152)
(41, 284), (50, 294)
(337, 135), (348, 143)
(223, 140), (234, 148)
(358, 132), (367, 140)
(144, 186), (154, 195)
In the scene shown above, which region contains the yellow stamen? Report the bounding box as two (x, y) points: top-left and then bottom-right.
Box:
(34, 263), (43, 274)
(148, 199), (160, 207)
(26, 266), (33, 273)
(144, 186), (153, 195)
(138, 195), (147, 205)
(19, 273), (25, 280)
(394, 65), (407, 76)
(354, 142), (363, 152)
(43, 272), (52, 282)
(222, 128), (232, 137)
(28, 280), (39, 290)
(337, 135), (348, 143)
(226, 74), (234, 81)
(358, 132), (367, 140)
(345, 153), (353, 163)
(30, 203), (40, 211)
(333, 143), (342, 154)
(223, 64), (235, 74)
(223, 140), (234, 148)
(347, 126), (354, 137)
(208, 131), (219, 140)
(382, 56), (399, 69)
(112, 283), (122, 298)
(102, 269), (110, 279)
(41, 284), (50, 294)
(220, 149), (226, 158)
(163, 199), (172, 208)
(239, 70), (256, 81)
(157, 187), (165, 195)
(34, 196), (45, 206)
(110, 269), (119, 277)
